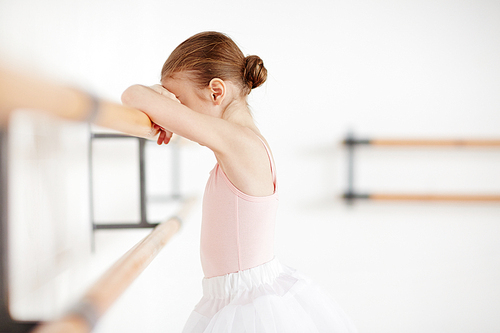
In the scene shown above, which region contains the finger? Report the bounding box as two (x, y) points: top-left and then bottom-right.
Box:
(153, 125), (161, 137)
(163, 130), (172, 144)
(157, 130), (166, 145)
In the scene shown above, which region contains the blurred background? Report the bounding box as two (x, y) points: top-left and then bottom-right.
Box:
(1, 0), (500, 332)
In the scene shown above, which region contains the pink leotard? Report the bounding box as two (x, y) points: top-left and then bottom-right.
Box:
(200, 138), (278, 278)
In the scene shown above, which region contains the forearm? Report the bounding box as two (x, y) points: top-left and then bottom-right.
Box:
(121, 84), (168, 113)
(121, 84), (179, 131)
(120, 83), (235, 151)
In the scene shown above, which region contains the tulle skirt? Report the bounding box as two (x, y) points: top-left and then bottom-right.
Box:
(182, 258), (357, 333)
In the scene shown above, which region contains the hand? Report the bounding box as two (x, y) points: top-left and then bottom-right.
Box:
(148, 84), (177, 145)
(148, 84), (180, 103)
(152, 123), (173, 145)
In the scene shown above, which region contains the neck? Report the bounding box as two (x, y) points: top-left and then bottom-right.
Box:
(222, 98), (256, 129)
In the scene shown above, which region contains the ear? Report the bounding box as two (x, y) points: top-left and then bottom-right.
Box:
(208, 78), (226, 105)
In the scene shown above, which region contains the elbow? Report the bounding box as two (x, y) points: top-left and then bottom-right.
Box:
(121, 84), (144, 106)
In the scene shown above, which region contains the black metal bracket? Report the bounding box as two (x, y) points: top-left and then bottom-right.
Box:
(89, 133), (181, 231)
(0, 129), (183, 331)
(342, 132), (371, 204)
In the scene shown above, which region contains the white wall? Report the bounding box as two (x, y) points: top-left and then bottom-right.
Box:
(1, 0), (500, 332)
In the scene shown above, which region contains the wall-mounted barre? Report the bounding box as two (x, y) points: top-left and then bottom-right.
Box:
(0, 66), (156, 139)
(343, 138), (500, 147)
(31, 197), (196, 333)
(343, 133), (500, 203)
(0, 66), (194, 331)
(343, 193), (500, 202)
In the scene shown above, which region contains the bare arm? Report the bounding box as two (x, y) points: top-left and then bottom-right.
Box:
(121, 84), (243, 154)
(121, 84), (275, 196)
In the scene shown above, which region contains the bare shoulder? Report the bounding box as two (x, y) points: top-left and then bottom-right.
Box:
(215, 127), (275, 197)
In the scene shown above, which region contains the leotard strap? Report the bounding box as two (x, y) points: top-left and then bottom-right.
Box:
(257, 136), (276, 189)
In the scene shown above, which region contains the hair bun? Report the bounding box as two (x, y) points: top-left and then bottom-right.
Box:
(243, 55), (267, 90)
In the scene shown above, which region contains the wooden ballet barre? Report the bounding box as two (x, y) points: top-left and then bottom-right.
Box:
(343, 138), (500, 147)
(0, 66), (156, 139)
(343, 133), (500, 204)
(343, 192), (500, 202)
(31, 197), (196, 333)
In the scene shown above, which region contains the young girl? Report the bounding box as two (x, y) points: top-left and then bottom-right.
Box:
(122, 31), (356, 333)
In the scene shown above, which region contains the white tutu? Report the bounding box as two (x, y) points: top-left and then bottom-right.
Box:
(182, 258), (357, 333)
